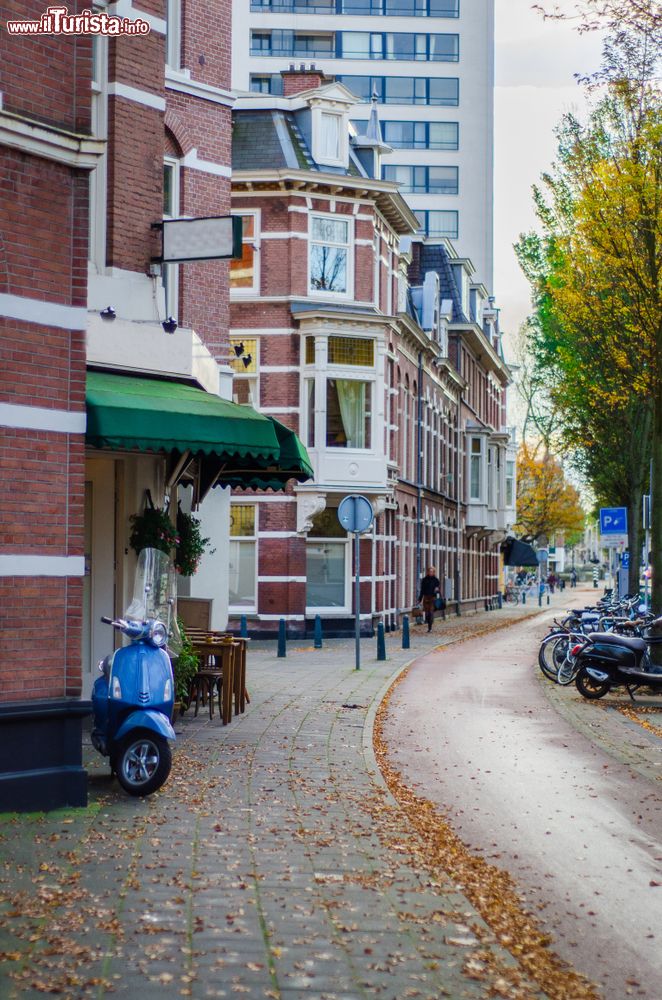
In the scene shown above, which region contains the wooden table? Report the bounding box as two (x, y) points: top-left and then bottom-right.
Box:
(190, 640), (235, 724)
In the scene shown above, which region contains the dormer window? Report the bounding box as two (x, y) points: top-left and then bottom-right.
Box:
(320, 112), (341, 160)
(312, 106), (349, 168)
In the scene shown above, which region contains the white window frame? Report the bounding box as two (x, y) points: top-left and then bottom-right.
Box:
(308, 212), (354, 300)
(312, 106), (349, 168)
(230, 337), (260, 408)
(228, 503), (258, 614)
(163, 155), (180, 321)
(89, 31), (108, 271)
(305, 535), (351, 614)
(229, 209), (261, 296)
(166, 0), (181, 70)
(468, 434), (486, 503)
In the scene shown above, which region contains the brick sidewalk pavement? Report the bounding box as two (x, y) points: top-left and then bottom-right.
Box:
(0, 601), (561, 1000)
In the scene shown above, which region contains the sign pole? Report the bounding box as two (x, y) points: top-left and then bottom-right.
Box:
(355, 527), (361, 671)
(337, 494), (374, 674)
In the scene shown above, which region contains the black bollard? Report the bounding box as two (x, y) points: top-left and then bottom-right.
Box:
(277, 618), (286, 658)
(402, 615), (410, 649)
(240, 615), (248, 638)
(377, 621), (386, 660)
(314, 614), (323, 649)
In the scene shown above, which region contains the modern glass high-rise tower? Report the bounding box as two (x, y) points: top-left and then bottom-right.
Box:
(231, 0), (495, 288)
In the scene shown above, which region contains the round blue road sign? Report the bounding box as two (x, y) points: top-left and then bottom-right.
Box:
(337, 495), (374, 534)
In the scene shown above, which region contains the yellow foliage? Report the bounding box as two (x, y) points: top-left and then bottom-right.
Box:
(515, 445), (586, 543)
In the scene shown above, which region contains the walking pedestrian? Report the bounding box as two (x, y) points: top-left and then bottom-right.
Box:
(418, 566), (441, 632)
(570, 568), (577, 588)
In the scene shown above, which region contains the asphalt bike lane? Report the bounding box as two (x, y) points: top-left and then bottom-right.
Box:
(381, 604), (662, 1000)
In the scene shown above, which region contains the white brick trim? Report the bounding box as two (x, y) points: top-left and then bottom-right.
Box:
(257, 576), (306, 583)
(165, 69), (235, 108)
(181, 148), (232, 178)
(108, 83), (166, 112)
(0, 555), (85, 577)
(0, 402), (86, 435)
(257, 531), (299, 538)
(108, 0), (166, 33)
(257, 614), (305, 621)
(0, 292), (87, 330)
(0, 110), (104, 169)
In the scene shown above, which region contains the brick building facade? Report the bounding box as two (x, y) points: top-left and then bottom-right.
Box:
(0, 0), (308, 810)
(0, 0), (104, 808)
(227, 68), (515, 638)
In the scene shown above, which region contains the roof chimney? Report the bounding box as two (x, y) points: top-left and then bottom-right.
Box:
(280, 63), (329, 97)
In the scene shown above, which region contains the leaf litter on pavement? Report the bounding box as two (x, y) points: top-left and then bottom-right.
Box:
(373, 641), (602, 1000)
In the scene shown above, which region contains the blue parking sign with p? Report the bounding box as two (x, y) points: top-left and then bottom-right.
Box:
(599, 507), (628, 534)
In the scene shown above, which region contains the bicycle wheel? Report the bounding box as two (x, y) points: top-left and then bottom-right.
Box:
(538, 632), (569, 682)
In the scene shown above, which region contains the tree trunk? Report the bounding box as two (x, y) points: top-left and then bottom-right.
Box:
(651, 391), (662, 615)
(627, 491), (643, 595)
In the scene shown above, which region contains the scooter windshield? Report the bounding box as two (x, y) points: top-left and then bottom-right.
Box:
(124, 547), (182, 654)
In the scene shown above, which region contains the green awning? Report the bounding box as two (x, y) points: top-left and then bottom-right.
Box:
(86, 371), (313, 491)
(221, 416), (315, 491)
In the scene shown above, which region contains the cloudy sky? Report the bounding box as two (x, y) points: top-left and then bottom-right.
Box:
(494, 0), (603, 343)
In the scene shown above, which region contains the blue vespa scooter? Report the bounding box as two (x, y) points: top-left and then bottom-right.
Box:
(91, 547), (179, 796)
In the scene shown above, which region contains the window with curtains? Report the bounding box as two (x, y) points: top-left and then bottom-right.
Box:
(326, 379), (372, 448)
(312, 109), (349, 168)
(229, 505), (257, 609)
(414, 209), (459, 239)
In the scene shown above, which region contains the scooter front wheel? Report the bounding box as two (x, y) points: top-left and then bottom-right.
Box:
(113, 732), (172, 796)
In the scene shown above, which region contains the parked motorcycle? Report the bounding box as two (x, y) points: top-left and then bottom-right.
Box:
(91, 547), (180, 795)
(573, 617), (662, 701)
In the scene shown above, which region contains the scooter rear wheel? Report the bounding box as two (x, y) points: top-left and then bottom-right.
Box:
(575, 666), (611, 700)
(113, 732), (172, 796)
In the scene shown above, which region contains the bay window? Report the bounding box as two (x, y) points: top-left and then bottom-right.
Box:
(326, 379), (372, 448)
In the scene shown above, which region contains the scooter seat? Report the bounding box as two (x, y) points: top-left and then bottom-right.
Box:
(588, 632), (647, 653)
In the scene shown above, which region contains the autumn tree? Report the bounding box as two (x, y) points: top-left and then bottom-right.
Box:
(534, 0), (661, 44)
(515, 446), (586, 544)
(516, 24), (661, 598)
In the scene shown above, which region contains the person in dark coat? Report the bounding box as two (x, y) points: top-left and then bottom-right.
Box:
(419, 566), (441, 632)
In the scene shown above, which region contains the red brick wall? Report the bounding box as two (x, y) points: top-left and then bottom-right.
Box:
(0, 0), (92, 133)
(0, 21), (91, 699)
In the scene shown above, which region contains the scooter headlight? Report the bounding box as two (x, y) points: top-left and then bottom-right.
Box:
(149, 622), (168, 647)
(163, 678), (172, 701)
(111, 676), (122, 699)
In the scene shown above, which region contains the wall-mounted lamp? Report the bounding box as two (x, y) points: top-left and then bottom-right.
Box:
(242, 354), (253, 368)
(162, 316), (178, 335)
(233, 342), (245, 357)
(100, 306), (116, 321)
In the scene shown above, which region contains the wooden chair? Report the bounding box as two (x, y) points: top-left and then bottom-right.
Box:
(177, 597), (212, 631)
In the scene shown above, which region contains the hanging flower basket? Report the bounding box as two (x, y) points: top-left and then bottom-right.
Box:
(129, 494), (179, 556)
(175, 507), (213, 577)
